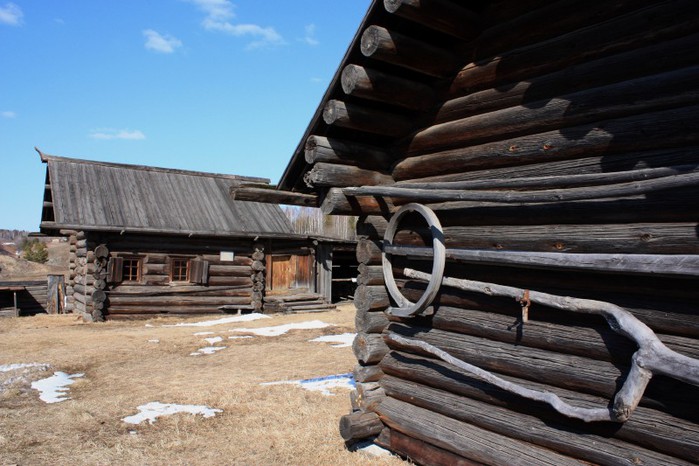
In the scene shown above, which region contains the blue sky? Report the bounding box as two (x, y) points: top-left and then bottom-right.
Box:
(0, 0), (370, 231)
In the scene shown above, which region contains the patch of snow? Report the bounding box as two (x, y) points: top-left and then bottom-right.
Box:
(164, 313), (270, 328)
(228, 335), (253, 340)
(310, 333), (356, 348)
(31, 372), (84, 403)
(144, 324), (154, 328)
(261, 373), (355, 396)
(354, 440), (394, 458)
(0, 363), (50, 373)
(230, 320), (332, 337)
(148, 339), (159, 343)
(190, 346), (227, 356)
(193, 331), (215, 336)
(204, 336), (223, 345)
(122, 401), (222, 425)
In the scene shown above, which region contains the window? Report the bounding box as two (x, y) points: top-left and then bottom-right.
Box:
(122, 257), (142, 282)
(171, 258), (190, 282)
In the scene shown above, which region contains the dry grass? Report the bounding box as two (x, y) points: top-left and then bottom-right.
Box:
(0, 305), (406, 465)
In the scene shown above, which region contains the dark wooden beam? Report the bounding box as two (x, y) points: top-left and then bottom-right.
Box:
(322, 99), (414, 137)
(341, 64), (435, 111)
(361, 25), (458, 78)
(229, 186), (318, 207)
(383, 0), (481, 41)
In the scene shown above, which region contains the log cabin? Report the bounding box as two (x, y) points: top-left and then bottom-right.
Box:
(267, 1), (699, 464)
(37, 150), (352, 321)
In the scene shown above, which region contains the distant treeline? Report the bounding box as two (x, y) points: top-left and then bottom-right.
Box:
(0, 229), (28, 244)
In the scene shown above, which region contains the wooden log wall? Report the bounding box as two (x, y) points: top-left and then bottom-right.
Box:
(86, 233), (258, 319)
(338, 238), (390, 445)
(322, 0), (699, 464)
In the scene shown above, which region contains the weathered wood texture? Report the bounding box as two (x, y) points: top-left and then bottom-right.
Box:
(76, 233), (258, 319)
(380, 351), (699, 463)
(377, 396), (587, 466)
(275, 0), (699, 462)
(375, 428), (484, 466)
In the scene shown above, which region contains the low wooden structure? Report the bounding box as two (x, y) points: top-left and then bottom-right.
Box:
(273, 1), (699, 464)
(37, 151), (346, 320)
(0, 280), (49, 317)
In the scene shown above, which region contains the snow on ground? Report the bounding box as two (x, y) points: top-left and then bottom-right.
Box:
(309, 333), (356, 348)
(164, 313), (270, 328)
(122, 401), (222, 425)
(228, 335), (253, 340)
(0, 363), (50, 373)
(261, 373), (355, 396)
(148, 339), (160, 343)
(230, 320), (332, 337)
(353, 440), (395, 458)
(193, 331), (215, 336)
(0, 363), (51, 393)
(190, 346), (227, 356)
(31, 372), (84, 403)
(204, 336), (223, 345)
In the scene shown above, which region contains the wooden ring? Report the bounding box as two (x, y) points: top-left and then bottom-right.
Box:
(382, 203), (446, 317)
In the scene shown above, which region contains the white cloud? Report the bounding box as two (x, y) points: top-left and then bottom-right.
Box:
(301, 24), (318, 46)
(1, 110), (16, 119)
(187, 0), (235, 21)
(186, 0), (284, 49)
(143, 29), (183, 54)
(0, 2), (22, 26)
(89, 129), (146, 141)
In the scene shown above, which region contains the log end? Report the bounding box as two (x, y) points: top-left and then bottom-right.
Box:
(322, 100), (340, 125)
(341, 64), (368, 95)
(383, 0), (403, 14)
(360, 26), (383, 57)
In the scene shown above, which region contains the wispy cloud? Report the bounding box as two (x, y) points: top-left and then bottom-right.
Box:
(0, 2), (23, 26)
(1, 110), (16, 119)
(301, 24), (318, 46)
(89, 129), (146, 141)
(186, 0), (284, 49)
(143, 29), (183, 54)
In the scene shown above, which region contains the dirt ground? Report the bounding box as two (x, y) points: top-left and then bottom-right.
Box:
(0, 305), (407, 465)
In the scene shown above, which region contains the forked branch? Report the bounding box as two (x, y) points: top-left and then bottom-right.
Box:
(393, 268), (699, 422)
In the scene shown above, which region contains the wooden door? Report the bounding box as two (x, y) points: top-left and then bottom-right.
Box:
(270, 255), (292, 291)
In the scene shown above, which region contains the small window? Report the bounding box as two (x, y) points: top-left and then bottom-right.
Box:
(171, 258), (190, 282)
(122, 257), (142, 282)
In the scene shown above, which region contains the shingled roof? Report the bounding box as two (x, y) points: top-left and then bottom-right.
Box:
(38, 150), (296, 238)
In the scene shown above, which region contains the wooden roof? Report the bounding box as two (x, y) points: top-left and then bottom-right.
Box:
(38, 151), (296, 238)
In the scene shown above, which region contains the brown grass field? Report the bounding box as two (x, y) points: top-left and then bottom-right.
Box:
(0, 305), (407, 465)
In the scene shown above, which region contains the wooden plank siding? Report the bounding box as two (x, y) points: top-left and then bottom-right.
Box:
(278, 0), (699, 464)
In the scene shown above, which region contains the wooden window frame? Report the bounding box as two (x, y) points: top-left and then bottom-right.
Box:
(122, 256), (143, 283)
(170, 257), (191, 283)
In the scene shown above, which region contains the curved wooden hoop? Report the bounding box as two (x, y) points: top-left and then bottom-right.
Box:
(382, 203), (446, 317)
